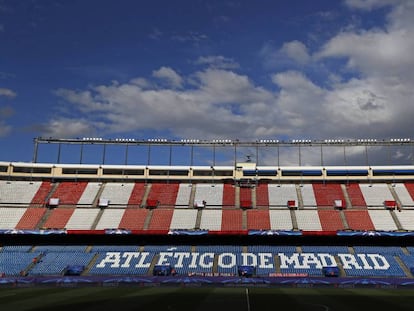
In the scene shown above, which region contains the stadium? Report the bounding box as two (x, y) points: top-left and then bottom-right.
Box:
(2, 137), (414, 310)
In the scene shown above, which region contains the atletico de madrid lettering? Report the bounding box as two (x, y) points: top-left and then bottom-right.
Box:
(96, 252), (390, 270)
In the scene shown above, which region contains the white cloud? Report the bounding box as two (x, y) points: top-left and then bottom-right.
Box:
(280, 41), (311, 65)
(345, 0), (402, 10)
(52, 62), (412, 144)
(0, 121), (11, 137)
(259, 42), (285, 69)
(171, 31), (208, 43)
(39, 118), (97, 139)
(260, 40), (311, 69)
(129, 77), (152, 89)
(316, 0), (414, 77)
(315, 29), (414, 78)
(152, 66), (183, 89)
(0, 107), (12, 138)
(54, 89), (96, 113)
(148, 28), (163, 40)
(271, 71), (326, 132)
(386, 1), (414, 31)
(48, 0), (414, 165)
(54, 68), (278, 139)
(195, 68), (272, 104)
(0, 88), (16, 98)
(310, 0), (414, 142)
(50, 58), (414, 165)
(195, 55), (240, 69)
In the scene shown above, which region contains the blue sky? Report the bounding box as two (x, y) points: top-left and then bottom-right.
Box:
(1, 0), (414, 165)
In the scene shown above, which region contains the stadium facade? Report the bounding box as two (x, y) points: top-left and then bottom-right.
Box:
(2, 137), (414, 287)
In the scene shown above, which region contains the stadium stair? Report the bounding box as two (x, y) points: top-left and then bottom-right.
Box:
(242, 209), (247, 230)
(394, 256), (413, 277)
(140, 183), (151, 208)
(90, 208), (105, 230)
(25, 252), (46, 276)
(290, 209), (298, 230)
(195, 209), (203, 229)
(251, 186), (256, 209)
(333, 255), (347, 277)
(82, 253), (100, 275)
(341, 184), (352, 208)
(143, 209), (153, 230)
(273, 254), (281, 273)
(189, 184), (196, 208)
(388, 183), (403, 211)
(212, 254), (219, 275)
(36, 208), (54, 229)
(148, 254), (159, 276)
(92, 182), (106, 207)
(43, 182), (60, 206)
(338, 210), (350, 230)
(45, 182), (60, 206)
(295, 184), (304, 209)
(235, 186), (240, 209)
(389, 210), (403, 230)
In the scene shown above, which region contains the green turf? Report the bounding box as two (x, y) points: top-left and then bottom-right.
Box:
(1, 286), (414, 311)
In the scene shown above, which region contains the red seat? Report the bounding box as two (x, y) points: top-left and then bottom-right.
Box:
(287, 200), (297, 209)
(146, 199), (159, 209)
(384, 200), (396, 209)
(240, 200), (252, 209)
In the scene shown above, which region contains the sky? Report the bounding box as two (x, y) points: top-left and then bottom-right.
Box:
(1, 0), (414, 166)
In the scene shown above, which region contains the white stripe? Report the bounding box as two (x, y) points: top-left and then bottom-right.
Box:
(245, 288), (251, 311)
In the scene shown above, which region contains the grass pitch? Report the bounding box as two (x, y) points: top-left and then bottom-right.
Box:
(1, 286), (414, 311)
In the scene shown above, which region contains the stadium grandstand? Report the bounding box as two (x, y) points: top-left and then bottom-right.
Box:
(2, 137), (414, 288)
